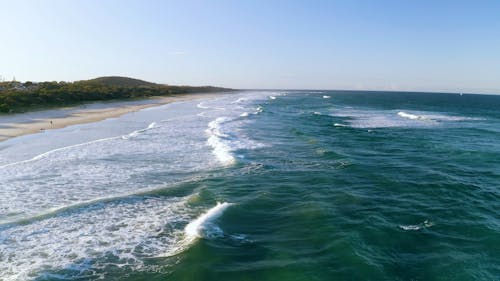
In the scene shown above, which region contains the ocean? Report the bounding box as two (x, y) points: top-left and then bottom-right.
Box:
(0, 90), (499, 280)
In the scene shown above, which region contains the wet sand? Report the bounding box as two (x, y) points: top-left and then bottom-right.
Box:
(0, 93), (225, 142)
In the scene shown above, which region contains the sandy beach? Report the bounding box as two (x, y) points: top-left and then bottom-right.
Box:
(0, 92), (225, 142)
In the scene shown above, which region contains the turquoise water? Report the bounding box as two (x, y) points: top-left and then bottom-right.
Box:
(0, 91), (499, 280)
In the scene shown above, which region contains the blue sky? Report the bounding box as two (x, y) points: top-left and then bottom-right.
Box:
(1, 0), (499, 93)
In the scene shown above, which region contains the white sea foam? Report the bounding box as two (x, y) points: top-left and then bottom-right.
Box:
(197, 111), (209, 117)
(331, 107), (479, 129)
(185, 202), (233, 239)
(0, 112), (215, 223)
(269, 96), (276, 100)
(231, 97), (248, 104)
(423, 114), (483, 122)
(158, 202), (233, 258)
(122, 122), (158, 139)
(397, 111), (427, 120)
(399, 224), (422, 231)
(399, 220), (434, 231)
(206, 117), (236, 165)
(254, 106), (264, 114)
(0, 121), (160, 170)
(201, 93), (270, 165)
(397, 111), (483, 122)
(334, 123), (347, 127)
(0, 135), (120, 169)
(195, 100), (226, 110)
(333, 109), (409, 128)
(205, 113), (266, 165)
(323, 95), (331, 99)
(196, 102), (210, 109)
(0, 197), (190, 281)
(0, 91), (273, 279)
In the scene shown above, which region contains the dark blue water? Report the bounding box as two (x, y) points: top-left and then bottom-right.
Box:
(1, 91), (499, 280)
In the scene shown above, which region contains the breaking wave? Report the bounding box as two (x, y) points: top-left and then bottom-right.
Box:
(185, 202), (233, 239)
(206, 117), (236, 165)
(0, 196), (191, 281)
(331, 108), (481, 128)
(122, 122), (157, 139)
(157, 202), (233, 258)
(397, 111), (427, 120)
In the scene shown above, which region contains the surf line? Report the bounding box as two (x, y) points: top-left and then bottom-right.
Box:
(206, 117), (237, 165)
(0, 136), (120, 169)
(122, 122), (158, 139)
(0, 122), (159, 169)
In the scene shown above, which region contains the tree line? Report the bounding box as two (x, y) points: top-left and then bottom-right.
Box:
(0, 79), (230, 113)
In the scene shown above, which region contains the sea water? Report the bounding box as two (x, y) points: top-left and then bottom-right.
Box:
(0, 91), (499, 280)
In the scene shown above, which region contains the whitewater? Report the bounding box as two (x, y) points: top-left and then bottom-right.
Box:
(0, 91), (275, 280)
(1, 90), (499, 281)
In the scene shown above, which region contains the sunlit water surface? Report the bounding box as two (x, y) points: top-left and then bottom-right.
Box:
(0, 91), (499, 281)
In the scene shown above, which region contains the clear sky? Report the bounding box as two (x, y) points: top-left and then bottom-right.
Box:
(1, 0), (499, 93)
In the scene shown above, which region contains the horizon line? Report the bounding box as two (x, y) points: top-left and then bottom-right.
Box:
(2, 76), (499, 96)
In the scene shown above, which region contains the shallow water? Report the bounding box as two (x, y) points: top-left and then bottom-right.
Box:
(0, 91), (499, 280)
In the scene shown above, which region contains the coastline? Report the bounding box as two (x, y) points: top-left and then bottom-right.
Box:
(0, 92), (226, 142)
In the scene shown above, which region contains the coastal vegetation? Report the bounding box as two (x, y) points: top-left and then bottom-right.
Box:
(0, 76), (230, 113)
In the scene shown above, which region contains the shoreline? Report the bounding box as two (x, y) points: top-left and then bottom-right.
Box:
(0, 92), (226, 142)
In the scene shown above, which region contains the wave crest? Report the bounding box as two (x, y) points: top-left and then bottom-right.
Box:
(185, 202), (233, 239)
(206, 117), (236, 165)
(397, 111), (427, 120)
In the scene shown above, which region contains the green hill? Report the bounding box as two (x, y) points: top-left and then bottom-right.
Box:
(0, 77), (231, 113)
(81, 76), (157, 87)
